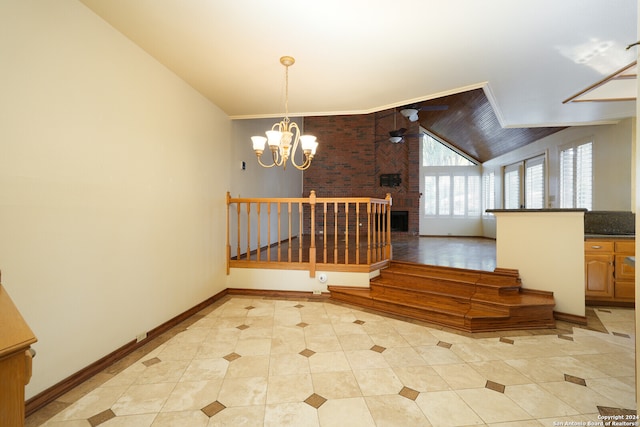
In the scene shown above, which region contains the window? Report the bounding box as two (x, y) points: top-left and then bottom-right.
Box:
(421, 133), (480, 218)
(503, 155), (546, 209)
(424, 169), (481, 217)
(504, 163), (522, 209)
(525, 156), (545, 209)
(422, 133), (475, 166)
(560, 140), (593, 210)
(483, 172), (495, 214)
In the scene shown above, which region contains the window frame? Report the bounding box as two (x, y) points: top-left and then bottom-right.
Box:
(559, 138), (593, 210)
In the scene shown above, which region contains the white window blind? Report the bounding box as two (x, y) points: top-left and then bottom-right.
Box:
(424, 168), (481, 217)
(560, 141), (592, 210)
(504, 163), (521, 209)
(525, 155), (545, 209)
(483, 172), (495, 214)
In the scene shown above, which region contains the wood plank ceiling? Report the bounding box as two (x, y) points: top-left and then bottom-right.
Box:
(411, 89), (567, 163)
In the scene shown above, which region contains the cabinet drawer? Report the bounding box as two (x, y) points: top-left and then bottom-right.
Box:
(584, 241), (614, 252)
(615, 280), (635, 300)
(615, 240), (635, 254)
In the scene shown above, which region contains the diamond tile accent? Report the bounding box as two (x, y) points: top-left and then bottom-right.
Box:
(299, 348), (316, 358)
(558, 334), (574, 341)
(223, 352), (242, 362)
(564, 373), (587, 386)
(245, 305), (255, 310)
(485, 380), (505, 393)
(294, 304), (305, 308)
(399, 386), (419, 401)
(201, 400), (226, 417)
(370, 345), (386, 353)
(353, 320), (365, 325)
(612, 331), (631, 338)
(304, 393), (327, 409)
(297, 322), (309, 328)
(88, 409), (116, 427)
(142, 357), (161, 367)
(437, 341), (452, 349)
(499, 337), (514, 345)
(597, 406), (638, 417)
(236, 324), (250, 330)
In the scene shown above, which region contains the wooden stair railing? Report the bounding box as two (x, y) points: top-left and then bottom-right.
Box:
(329, 261), (556, 332)
(226, 191), (392, 277)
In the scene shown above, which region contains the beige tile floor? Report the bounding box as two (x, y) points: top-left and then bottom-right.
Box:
(28, 296), (636, 427)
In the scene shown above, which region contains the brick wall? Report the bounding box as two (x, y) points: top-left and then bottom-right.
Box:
(303, 109), (420, 234)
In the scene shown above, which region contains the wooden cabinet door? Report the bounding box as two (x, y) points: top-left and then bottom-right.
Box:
(585, 254), (614, 298)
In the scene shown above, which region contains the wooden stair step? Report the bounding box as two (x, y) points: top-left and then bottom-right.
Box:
(370, 280), (475, 299)
(330, 285), (470, 316)
(329, 285), (513, 330)
(329, 262), (556, 333)
(372, 275), (477, 297)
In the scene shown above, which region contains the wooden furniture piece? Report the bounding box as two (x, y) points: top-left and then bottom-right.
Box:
(0, 278), (37, 427)
(329, 261), (556, 332)
(585, 238), (635, 306)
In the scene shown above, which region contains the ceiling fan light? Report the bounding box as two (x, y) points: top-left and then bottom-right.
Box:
(400, 108), (419, 122)
(389, 136), (403, 144)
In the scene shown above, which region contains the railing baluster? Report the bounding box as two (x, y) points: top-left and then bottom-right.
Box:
(256, 203), (261, 261)
(323, 201), (327, 264)
(298, 202), (303, 263)
(355, 202), (360, 265)
(366, 200), (371, 265)
(246, 202), (251, 259)
(333, 202), (338, 264)
(267, 203), (272, 262)
(277, 202), (282, 262)
(236, 202), (241, 260)
(344, 202), (349, 265)
(287, 202), (292, 262)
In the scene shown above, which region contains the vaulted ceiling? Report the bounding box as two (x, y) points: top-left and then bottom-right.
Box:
(410, 89), (567, 162)
(79, 0), (636, 161)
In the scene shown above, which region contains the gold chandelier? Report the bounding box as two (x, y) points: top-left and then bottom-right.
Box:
(251, 56), (318, 170)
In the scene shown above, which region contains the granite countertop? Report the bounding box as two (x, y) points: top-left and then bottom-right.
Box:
(585, 234), (635, 240)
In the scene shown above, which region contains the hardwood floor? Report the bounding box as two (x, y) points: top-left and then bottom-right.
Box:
(241, 234), (497, 271)
(391, 234), (496, 271)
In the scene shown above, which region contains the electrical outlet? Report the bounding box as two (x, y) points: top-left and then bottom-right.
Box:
(312, 289), (322, 295)
(136, 332), (147, 343)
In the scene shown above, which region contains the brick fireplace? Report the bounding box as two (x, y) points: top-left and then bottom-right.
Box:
(302, 110), (420, 235)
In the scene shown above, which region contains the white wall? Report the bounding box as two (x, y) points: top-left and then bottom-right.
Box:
(0, 0), (230, 398)
(482, 119), (634, 237)
(228, 268), (372, 293)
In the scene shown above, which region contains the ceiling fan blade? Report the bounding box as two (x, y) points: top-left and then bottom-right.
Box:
(388, 128), (407, 137)
(419, 105), (448, 111)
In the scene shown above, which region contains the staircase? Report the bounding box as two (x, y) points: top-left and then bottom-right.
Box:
(328, 261), (556, 332)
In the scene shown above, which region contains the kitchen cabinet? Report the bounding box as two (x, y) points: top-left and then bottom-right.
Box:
(585, 238), (635, 306)
(0, 282), (37, 427)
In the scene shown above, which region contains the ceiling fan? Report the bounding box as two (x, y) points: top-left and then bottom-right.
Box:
(376, 127), (423, 144)
(376, 106), (430, 143)
(388, 128), (424, 144)
(399, 104), (449, 122)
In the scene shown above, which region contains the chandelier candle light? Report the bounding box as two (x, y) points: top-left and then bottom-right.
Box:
(251, 56), (318, 170)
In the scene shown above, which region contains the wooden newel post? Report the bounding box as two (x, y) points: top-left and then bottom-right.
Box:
(309, 190), (317, 278)
(385, 193), (392, 260)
